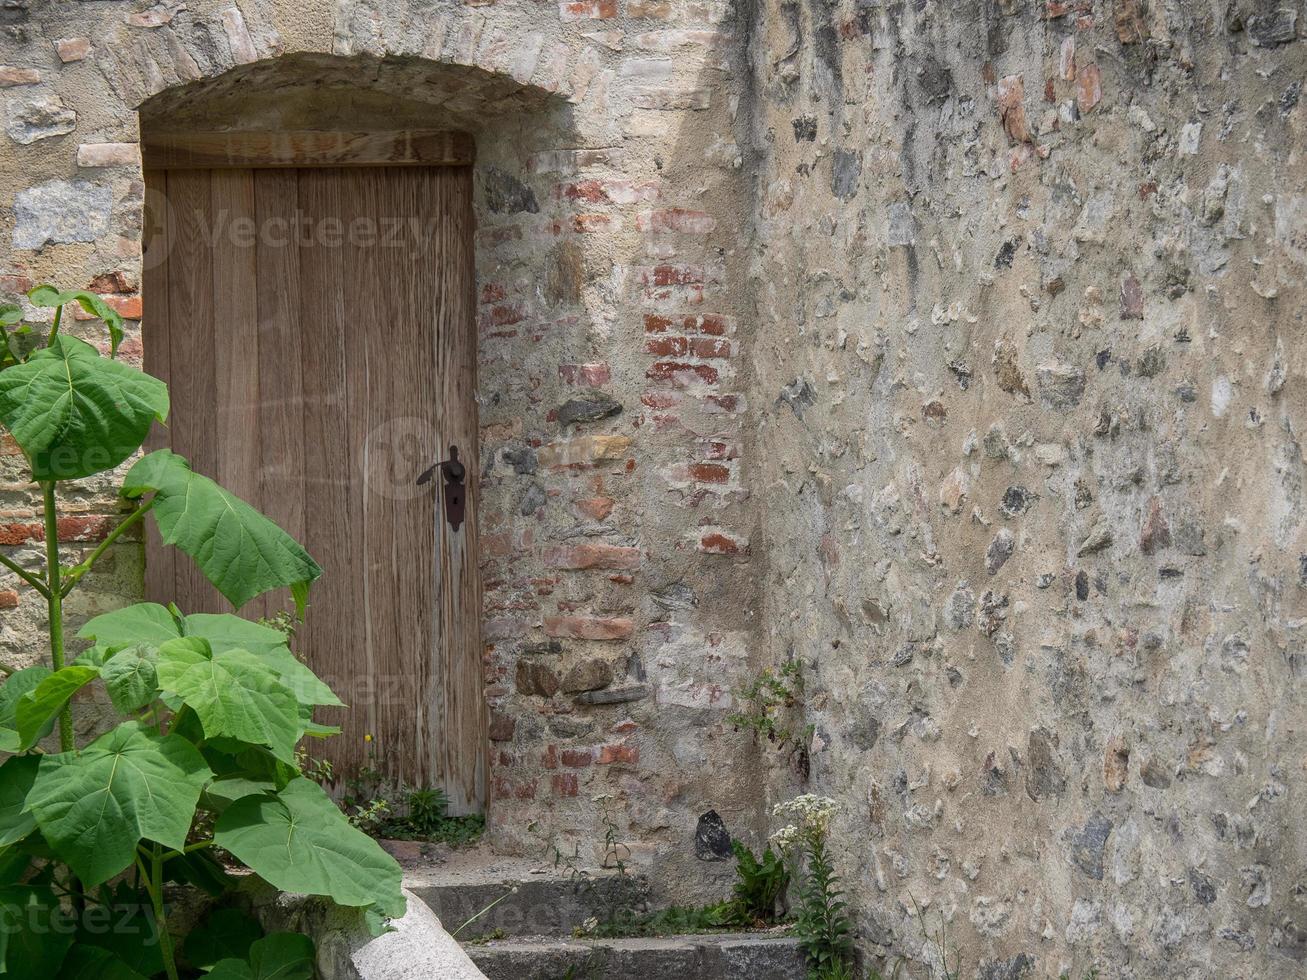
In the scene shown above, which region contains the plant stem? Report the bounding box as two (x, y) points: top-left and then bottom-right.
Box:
(149, 843), (181, 980)
(0, 549), (51, 599)
(46, 304), (62, 347)
(61, 499), (153, 596)
(40, 481), (73, 752)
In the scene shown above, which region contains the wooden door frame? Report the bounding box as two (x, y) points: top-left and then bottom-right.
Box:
(142, 129), (475, 170)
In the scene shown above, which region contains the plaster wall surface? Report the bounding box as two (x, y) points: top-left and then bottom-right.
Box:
(748, 1), (1307, 977)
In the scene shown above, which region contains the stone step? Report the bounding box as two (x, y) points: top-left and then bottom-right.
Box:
(404, 857), (648, 937)
(465, 933), (807, 980)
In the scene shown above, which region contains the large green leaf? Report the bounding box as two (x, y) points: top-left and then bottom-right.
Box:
(79, 603), (182, 652)
(78, 880), (165, 977)
(247, 932), (316, 980)
(184, 907), (263, 970)
(28, 284), (126, 358)
(123, 450), (322, 615)
(15, 666), (98, 751)
(0, 880), (72, 975)
(156, 638), (300, 762)
(56, 944), (149, 980)
(215, 778), (406, 917)
(0, 757), (38, 847)
(80, 605), (341, 707)
(100, 647), (158, 714)
(26, 721), (212, 886)
(200, 932), (314, 980)
(0, 666), (52, 753)
(0, 336), (168, 480)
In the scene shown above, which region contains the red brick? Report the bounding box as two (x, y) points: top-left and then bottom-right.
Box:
(1076, 63), (1102, 113)
(572, 214), (616, 234)
(646, 362), (718, 386)
(644, 336), (687, 357)
(636, 209), (716, 234)
(597, 744), (639, 765)
(644, 265), (703, 287)
(696, 314), (730, 336)
(0, 275), (32, 293)
(544, 543), (641, 570)
(703, 394), (740, 413)
(0, 523), (42, 546)
(561, 748), (593, 767)
(478, 305), (527, 331)
(559, 0), (616, 20)
(87, 271), (135, 294)
(689, 337), (732, 359)
(556, 179), (658, 205)
(73, 295), (141, 320)
(559, 362), (611, 386)
(574, 496), (615, 520)
(57, 515), (116, 543)
(699, 530), (747, 555)
(491, 776), (537, 801)
(0, 590), (18, 610)
(544, 615), (634, 640)
(688, 462), (730, 484)
(641, 391), (682, 410)
(551, 773), (579, 797)
(480, 282), (507, 304)
(643, 313), (674, 334)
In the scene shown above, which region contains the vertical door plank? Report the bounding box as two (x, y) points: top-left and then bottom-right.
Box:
(253, 169), (305, 622)
(347, 166), (398, 781)
(141, 170), (176, 605)
(165, 168), (223, 614)
(434, 166), (485, 814)
(297, 168), (360, 751)
(210, 170), (262, 615)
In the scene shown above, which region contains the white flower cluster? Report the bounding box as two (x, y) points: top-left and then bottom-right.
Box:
(769, 823), (799, 853)
(770, 793), (838, 851)
(775, 793), (837, 828)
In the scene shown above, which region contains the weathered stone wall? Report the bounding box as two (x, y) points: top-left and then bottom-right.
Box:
(749, 0), (1307, 976)
(0, 0), (763, 898)
(3, 0), (1306, 972)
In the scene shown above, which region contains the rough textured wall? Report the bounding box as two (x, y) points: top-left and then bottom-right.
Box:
(0, 0), (763, 897)
(750, 0), (1306, 977)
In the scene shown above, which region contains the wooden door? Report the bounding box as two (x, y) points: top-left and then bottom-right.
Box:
(141, 157), (486, 813)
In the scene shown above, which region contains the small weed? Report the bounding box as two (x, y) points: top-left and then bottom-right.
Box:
(463, 927), (507, 946)
(340, 766), (485, 846)
(728, 658), (813, 776)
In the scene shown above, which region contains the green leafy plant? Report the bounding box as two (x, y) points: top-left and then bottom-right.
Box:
(728, 659), (813, 776)
(772, 795), (855, 980)
(0, 285), (405, 978)
(720, 838), (789, 926)
(339, 767), (484, 846)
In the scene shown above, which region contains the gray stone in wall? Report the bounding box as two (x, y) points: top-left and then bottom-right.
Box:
(558, 394), (622, 427)
(12, 179), (111, 249)
(5, 93), (75, 144)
